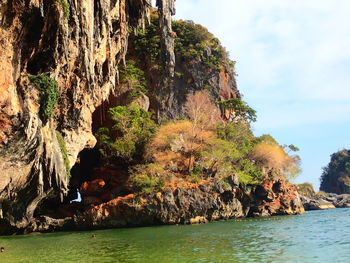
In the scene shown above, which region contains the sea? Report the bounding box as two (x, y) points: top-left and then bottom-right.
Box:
(0, 208), (349, 263)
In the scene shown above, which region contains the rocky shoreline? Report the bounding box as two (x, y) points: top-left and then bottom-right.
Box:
(22, 177), (304, 234)
(300, 193), (350, 211)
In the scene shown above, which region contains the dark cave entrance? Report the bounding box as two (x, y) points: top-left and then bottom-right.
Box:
(36, 93), (135, 219)
(66, 148), (102, 203)
(65, 93), (133, 207)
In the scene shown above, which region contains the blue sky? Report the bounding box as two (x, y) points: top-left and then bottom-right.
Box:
(153, 0), (350, 189)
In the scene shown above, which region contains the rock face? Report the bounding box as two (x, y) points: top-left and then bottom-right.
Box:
(0, 1), (303, 235)
(23, 176), (303, 232)
(300, 193), (350, 210)
(130, 18), (240, 120)
(249, 179), (304, 216)
(0, 0), (152, 234)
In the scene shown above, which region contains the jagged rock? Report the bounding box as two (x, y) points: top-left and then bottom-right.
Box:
(80, 179), (106, 196)
(0, 0), (305, 236)
(249, 179), (304, 217)
(156, 0), (177, 118)
(25, 216), (74, 234)
(297, 183), (316, 198)
(300, 196), (335, 210)
(67, 177), (303, 230)
(0, 0), (152, 234)
(300, 193), (350, 210)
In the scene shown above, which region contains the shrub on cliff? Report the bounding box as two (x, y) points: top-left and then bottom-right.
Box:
(297, 182), (316, 197)
(119, 60), (147, 98)
(133, 15), (234, 71)
(146, 91), (219, 173)
(216, 122), (255, 154)
(29, 74), (58, 124)
(185, 90), (221, 128)
(96, 103), (157, 163)
(250, 140), (301, 180)
(127, 164), (167, 194)
(134, 14), (160, 63)
(145, 120), (216, 172)
(173, 20), (230, 70)
(217, 98), (257, 123)
(320, 149), (350, 194)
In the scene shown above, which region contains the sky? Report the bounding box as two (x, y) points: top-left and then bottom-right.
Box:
(153, 0), (350, 189)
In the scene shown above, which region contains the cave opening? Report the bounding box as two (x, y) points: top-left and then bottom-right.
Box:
(65, 93), (134, 208)
(36, 92), (137, 220)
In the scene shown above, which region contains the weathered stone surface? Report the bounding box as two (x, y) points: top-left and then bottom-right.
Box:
(155, 0), (176, 119)
(80, 179), (106, 196)
(0, 0), (305, 236)
(66, 177), (303, 230)
(300, 193), (350, 210)
(249, 179), (305, 217)
(0, 0), (151, 234)
(25, 216), (74, 234)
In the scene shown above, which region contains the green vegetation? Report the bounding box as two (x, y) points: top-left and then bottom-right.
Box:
(127, 164), (166, 193)
(96, 103), (157, 163)
(55, 131), (70, 179)
(94, 89), (302, 195)
(134, 16), (160, 63)
(55, 0), (70, 19)
(143, 91), (300, 186)
(173, 20), (230, 70)
(320, 149), (350, 194)
(95, 90), (301, 194)
(133, 14), (234, 71)
(29, 74), (59, 124)
(297, 182), (316, 197)
(217, 98), (257, 123)
(119, 60), (148, 98)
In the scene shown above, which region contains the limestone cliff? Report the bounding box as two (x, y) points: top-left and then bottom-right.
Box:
(129, 16), (240, 120)
(0, 0), (154, 234)
(0, 0), (303, 235)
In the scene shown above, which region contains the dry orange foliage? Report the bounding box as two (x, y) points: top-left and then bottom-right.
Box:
(251, 142), (300, 179)
(145, 120), (216, 172)
(185, 90), (221, 129)
(145, 91), (221, 173)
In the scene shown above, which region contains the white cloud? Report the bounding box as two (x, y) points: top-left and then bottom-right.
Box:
(175, 0), (350, 105)
(173, 0), (350, 188)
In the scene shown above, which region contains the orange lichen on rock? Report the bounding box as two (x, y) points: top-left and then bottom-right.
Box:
(251, 179), (304, 216)
(80, 179), (106, 196)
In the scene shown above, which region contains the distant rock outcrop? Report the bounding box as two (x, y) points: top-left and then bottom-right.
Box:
(300, 193), (350, 210)
(298, 182), (350, 210)
(320, 149), (350, 194)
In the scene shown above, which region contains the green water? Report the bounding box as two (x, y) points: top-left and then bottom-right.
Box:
(0, 208), (349, 263)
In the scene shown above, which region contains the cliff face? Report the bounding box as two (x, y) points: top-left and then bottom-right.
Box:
(129, 17), (240, 120)
(0, 1), (303, 235)
(0, 0), (153, 234)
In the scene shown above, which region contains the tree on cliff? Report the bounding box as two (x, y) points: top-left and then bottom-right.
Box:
(320, 149), (350, 194)
(250, 137), (301, 180)
(96, 103), (157, 164)
(145, 91), (218, 172)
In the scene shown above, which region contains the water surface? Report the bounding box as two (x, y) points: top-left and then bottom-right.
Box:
(0, 208), (349, 263)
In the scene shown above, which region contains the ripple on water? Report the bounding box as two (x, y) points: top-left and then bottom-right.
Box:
(0, 208), (350, 263)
